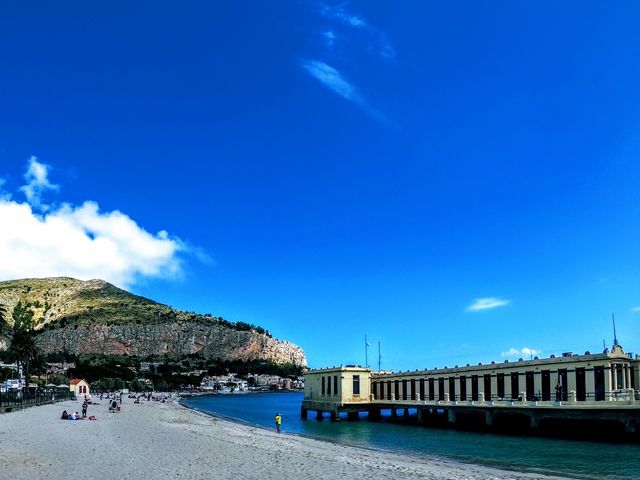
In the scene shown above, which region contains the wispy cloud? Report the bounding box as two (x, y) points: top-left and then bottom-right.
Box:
(502, 347), (541, 359)
(317, 2), (394, 60)
(0, 178), (11, 201)
(300, 59), (389, 124)
(322, 30), (337, 48)
(301, 59), (361, 103)
(19, 156), (59, 211)
(320, 3), (367, 28)
(466, 297), (510, 312)
(632, 306), (640, 313)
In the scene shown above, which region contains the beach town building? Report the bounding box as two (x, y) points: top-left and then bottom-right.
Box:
(302, 345), (640, 439)
(45, 362), (76, 374)
(69, 378), (90, 398)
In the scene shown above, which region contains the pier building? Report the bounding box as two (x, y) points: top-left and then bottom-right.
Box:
(302, 345), (640, 440)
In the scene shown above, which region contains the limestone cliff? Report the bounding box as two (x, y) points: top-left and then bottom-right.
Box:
(0, 277), (306, 366)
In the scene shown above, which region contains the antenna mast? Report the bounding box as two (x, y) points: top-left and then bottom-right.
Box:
(378, 341), (381, 372)
(612, 313), (619, 348)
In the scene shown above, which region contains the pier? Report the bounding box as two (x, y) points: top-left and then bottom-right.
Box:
(302, 346), (640, 441)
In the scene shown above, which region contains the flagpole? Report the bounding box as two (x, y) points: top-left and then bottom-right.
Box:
(378, 341), (381, 372)
(364, 336), (373, 369)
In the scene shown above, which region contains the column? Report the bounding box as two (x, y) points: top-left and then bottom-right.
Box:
(519, 372), (526, 400)
(490, 374), (498, 402)
(504, 374), (512, 400)
(585, 369), (595, 401)
(442, 378), (449, 402)
(534, 371), (542, 400)
(604, 365), (613, 400)
(567, 369), (577, 395)
(625, 365), (632, 390)
(466, 376), (473, 402)
(550, 370), (559, 397)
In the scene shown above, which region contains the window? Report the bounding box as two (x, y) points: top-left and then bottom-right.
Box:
(321, 376), (325, 395)
(334, 375), (338, 395)
(511, 372), (519, 399)
(327, 375), (332, 395)
(353, 375), (360, 395)
(497, 373), (505, 399)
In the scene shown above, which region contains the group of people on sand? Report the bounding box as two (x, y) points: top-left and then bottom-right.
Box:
(60, 395), (95, 420)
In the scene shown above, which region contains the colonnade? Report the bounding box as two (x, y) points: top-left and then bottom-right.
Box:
(372, 361), (635, 403)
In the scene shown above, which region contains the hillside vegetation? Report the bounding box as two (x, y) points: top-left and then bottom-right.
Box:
(0, 278), (306, 366)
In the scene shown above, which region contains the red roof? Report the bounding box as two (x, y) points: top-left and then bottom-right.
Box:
(70, 378), (86, 385)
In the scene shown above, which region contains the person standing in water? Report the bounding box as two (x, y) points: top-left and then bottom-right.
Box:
(274, 413), (282, 433)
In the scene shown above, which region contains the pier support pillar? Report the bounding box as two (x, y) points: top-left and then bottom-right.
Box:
(417, 407), (424, 424)
(316, 410), (324, 421)
(485, 410), (494, 427)
(330, 410), (339, 421)
(447, 409), (456, 425)
(367, 408), (381, 421)
(530, 413), (540, 430)
(403, 408), (410, 418)
(391, 408), (398, 417)
(347, 411), (359, 421)
(301, 407), (308, 419)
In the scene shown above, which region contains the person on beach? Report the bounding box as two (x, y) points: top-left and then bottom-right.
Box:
(61, 410), (68, 420)
(82, 400), (88, 419)
(275, 413), (282, 433)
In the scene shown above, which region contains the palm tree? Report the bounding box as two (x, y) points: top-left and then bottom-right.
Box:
(4, 302), (42, 398)
(8, 328), (41, 397)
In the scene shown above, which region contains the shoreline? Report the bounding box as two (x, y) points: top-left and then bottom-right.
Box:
(0, 396), (574, 480)
(178, 398), (585, 480)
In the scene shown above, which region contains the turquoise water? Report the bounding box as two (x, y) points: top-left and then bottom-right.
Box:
(183, 392), (639, 480)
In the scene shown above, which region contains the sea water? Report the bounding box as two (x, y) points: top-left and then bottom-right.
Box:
(182, 392), (639, 480)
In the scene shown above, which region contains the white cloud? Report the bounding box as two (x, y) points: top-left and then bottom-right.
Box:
(0, 159), (187, 288)
(632, 306), (640, 313)
(19, 156), (59, 211)
(466, 297), (510, 312)
(501, 347), (541, 359)
(0, 199), (184, 288)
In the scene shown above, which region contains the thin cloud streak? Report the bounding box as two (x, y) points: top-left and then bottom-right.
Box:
(300, 59), (390, 124)
(467, 297), (510, 312)
(632, 306), (640, 313)
(301, 59), (361, 102)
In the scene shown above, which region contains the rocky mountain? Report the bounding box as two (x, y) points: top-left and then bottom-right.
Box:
(0, 277), (306, 366)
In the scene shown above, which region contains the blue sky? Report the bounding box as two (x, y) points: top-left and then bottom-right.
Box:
(1, 1), (639, 370)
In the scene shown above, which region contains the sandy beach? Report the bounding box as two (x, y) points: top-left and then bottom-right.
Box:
(0, 397), (570, 480)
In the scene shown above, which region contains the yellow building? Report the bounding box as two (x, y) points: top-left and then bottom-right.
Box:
(302, 366), (371, 419)
(302, 346), (640, 438)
